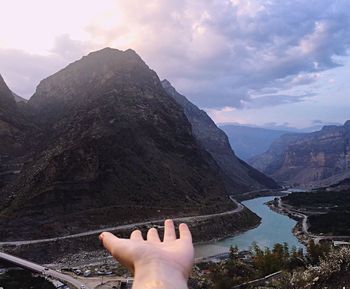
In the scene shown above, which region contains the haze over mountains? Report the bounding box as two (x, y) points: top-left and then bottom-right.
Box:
(0, 48), (277, 240)
(219, 125), (291, 161)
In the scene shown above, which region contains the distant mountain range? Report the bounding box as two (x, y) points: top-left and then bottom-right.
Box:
(219, 124), (292, 161)
(250, 121), (350, 186)
(0, 48), (277, 240)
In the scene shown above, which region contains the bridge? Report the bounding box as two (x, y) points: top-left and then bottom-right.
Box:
(0, 251), (91, 288)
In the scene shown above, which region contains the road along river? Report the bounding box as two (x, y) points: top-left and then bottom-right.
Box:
(195, 196), (304, 258)
(1, 196), (302, 287)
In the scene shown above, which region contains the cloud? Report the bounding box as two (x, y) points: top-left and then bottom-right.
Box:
(1, 0), (350, 109)
(0, 36), (94, 98)
(85, 0), (350, 109)
(242, 92), (316, 109)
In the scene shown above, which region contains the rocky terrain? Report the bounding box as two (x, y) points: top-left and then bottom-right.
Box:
(250, 122), (350, 186)
(161, 80), (278, 193)
(0, 48), (272, 242)
(0, 75), (37, 189)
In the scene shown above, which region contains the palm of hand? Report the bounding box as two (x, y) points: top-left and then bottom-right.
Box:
(100, 220), (194, 278)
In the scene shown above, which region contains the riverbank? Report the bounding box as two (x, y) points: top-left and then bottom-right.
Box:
(266, 197), (310, 245)
(267, 196), (350, 246)
(0, 206), (261, 289)
(2, 194), (303, 289)
(0, 205), (260, 265)
(234, 189), (287, 202)
(195, 196), (302, 261)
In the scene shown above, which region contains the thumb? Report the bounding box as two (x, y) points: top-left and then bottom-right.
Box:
(99, 232), (133, 270)
(100, 232), (125, 257)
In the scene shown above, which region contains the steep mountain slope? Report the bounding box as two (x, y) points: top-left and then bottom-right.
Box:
(218, 124), (290, 161)
(250, 122), (350, 185)
(0, 74), (16, 110)
(0, 48), (237, 240)
(0, 75), (36, 188)
(250, 133), (304, 175)
(12, 93), (28, 103)
(161, 80), (279, 192)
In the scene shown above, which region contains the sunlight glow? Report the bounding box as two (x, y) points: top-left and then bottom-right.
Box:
(0, 0), (117, 54)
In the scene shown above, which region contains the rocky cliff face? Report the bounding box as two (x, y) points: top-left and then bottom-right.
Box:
(250, 122), (350, 186)
(0, 48), (242, 240)
(161, 80), (279, 192)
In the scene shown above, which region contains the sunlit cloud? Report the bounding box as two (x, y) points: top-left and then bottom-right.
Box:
(0, 0), (350, 127)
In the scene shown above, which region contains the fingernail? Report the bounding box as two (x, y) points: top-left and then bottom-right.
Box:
(99, 233), (104, 241)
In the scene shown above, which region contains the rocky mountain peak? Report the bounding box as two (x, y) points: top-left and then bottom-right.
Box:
(28, 48), (165, 125)
(161, 79), (174, 92)
(344, 120), (350, 129)
(29, 48), (158, 110)
(1, 50), (247, 240)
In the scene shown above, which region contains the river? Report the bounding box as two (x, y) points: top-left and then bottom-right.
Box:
(195, 196), (304, 258)
(1, 196), (301, 285)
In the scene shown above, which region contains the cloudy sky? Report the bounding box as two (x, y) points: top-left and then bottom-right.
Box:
(1, 0), (350, 128)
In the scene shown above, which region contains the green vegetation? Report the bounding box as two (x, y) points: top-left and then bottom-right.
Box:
(283, 189), (350, 235)
(308, 212), (350, 235)
(208, 246), (256, 289)
(266, 246), (350, 289)
(251, 242), (304, 275)
(284, 190), (350, 208)
(191, 240), (332, 289)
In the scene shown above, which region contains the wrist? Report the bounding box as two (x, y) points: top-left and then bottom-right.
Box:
(133, 261), (188, 289)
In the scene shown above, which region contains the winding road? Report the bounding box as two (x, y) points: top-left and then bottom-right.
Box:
(0, 197), (245, 288)
(276, 197), (350, 243)
(0, 197), (244, 246)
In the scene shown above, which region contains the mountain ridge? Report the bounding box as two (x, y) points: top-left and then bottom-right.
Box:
(161, 79), (279, 191)
(0, 48), (240, 240)
(250, 121), (350, 186)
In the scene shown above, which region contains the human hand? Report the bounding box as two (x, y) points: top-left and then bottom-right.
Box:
(99, 219), (194, 289)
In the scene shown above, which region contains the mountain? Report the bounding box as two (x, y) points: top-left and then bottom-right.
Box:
(12, 93), (28, 103)
(0, 75), (37, 189)
(161, 79), (279, 192)
(0, 74), (16, 110)
(218, 124), (291, 161)
(0, 48), (243, 240)
(250, 121), (350, 186)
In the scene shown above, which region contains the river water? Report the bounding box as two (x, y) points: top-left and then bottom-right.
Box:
(1, 196), (302, 284)
(195, 196), (304, 258)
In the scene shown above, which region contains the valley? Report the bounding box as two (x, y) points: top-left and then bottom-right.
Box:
(0, 49), (350, 289)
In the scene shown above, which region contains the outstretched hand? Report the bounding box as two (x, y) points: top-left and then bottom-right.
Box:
(100, 219), (194, 289)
